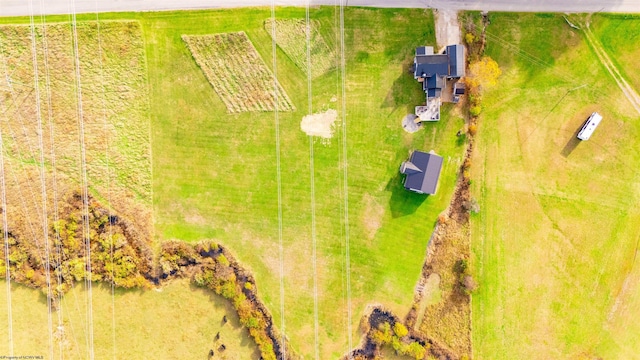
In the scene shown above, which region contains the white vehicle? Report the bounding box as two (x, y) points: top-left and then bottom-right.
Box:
(577, 112), (602, 141)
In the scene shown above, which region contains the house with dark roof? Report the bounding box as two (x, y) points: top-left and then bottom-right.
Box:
(400, 150), (444, 195)
(413, 44), (466, 121)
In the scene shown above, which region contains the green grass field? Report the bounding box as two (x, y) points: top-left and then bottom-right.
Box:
(591, 14), (640, 92)
(0, 280), (259, 359)
(471, 13), (640, 359)
(141, 7), (464, 358)
(0, 7), (465, 359)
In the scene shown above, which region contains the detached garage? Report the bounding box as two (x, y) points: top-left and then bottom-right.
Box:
(400, 150), (444, 195)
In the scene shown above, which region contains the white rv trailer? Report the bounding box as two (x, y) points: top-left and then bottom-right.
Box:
(577, 112), (602, 141)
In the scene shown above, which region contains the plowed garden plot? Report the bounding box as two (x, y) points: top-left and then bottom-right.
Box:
(0, 21), (152, 241)
(183, 31), (294, 113)
(264, 19), (334, 78)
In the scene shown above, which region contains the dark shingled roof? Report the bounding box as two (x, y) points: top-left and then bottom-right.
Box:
(416, 46), (433, 56)
(400, 151), (443, 195)
(425, 75), (445, 90)
(414, 54), (449, 78)
(446, 44), (465, 78)
(454, 82), (466, 95)
(414, 45), (465, 101)
(427, 88), (441, 98)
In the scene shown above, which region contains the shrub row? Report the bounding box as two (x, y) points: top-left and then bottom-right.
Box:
(159, 240), (287, 360)
(1, 189), (289, 359)
(345, 306), (454, 360)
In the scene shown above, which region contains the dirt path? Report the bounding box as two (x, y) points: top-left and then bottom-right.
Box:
(434, 9), (461, 49)
(583, 21), (640, 116)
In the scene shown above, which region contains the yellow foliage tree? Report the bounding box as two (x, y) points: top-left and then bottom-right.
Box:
(465, 56), (502, 94)
(393, 322), (409, 338)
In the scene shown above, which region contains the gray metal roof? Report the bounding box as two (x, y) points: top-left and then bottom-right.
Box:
(402, 151), (443, 195)
(446, 44), (465, 78)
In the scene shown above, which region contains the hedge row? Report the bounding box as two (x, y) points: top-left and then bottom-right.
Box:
(158, 240), (288, 360)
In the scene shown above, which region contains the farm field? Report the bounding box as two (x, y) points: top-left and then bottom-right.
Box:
(0, 7), (467, 359)
(0, 279), (259, 359)
(470, 12), (640, 360)
(265, 18), (335, 78)
(183, 31), (295, 113)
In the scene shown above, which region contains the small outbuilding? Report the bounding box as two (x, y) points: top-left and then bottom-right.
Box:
(400, 150), (444, 195)
(577, 112), (602, 141)
(453, 82), (466, 103)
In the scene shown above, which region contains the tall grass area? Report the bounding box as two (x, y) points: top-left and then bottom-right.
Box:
(0, 20), (153, 250)
(471, 13), (640, 359)
(138, 7), (461, 358)
(0, 280), (259, 359)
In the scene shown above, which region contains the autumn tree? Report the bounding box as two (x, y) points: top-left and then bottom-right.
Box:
(465, 56), (502, 95)
(371, 322), (393, 345)
(393, 322), (408, 338)
(404, 342), (427, 360)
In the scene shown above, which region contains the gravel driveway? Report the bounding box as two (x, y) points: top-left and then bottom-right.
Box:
(435, 9), (461, 48)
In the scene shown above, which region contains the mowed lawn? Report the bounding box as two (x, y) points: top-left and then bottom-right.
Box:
(0, 280), (259, 359)
(0, 7), (464, 359)
(471, 13), (640, 359)
(591, 14), (640, 92)
(137, 7), (463, 359)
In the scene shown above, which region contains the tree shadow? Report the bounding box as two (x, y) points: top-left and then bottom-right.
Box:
(386, 172), (428, 218)
(561, 120), (585, 157)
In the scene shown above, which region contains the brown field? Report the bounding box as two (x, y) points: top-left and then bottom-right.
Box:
(0, 20), (152, 242)
(182, 31), (295, 113)
(264, 18), (335, 79)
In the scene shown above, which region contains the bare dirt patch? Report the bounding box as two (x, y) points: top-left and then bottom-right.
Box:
(300, 109), (338, 138)
(402, 113), (421, 133)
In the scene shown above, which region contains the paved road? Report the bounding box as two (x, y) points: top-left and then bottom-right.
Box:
(2, 0), (639, 16)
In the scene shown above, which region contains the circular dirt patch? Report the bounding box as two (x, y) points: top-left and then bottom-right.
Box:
(402, 114), (421, 133)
